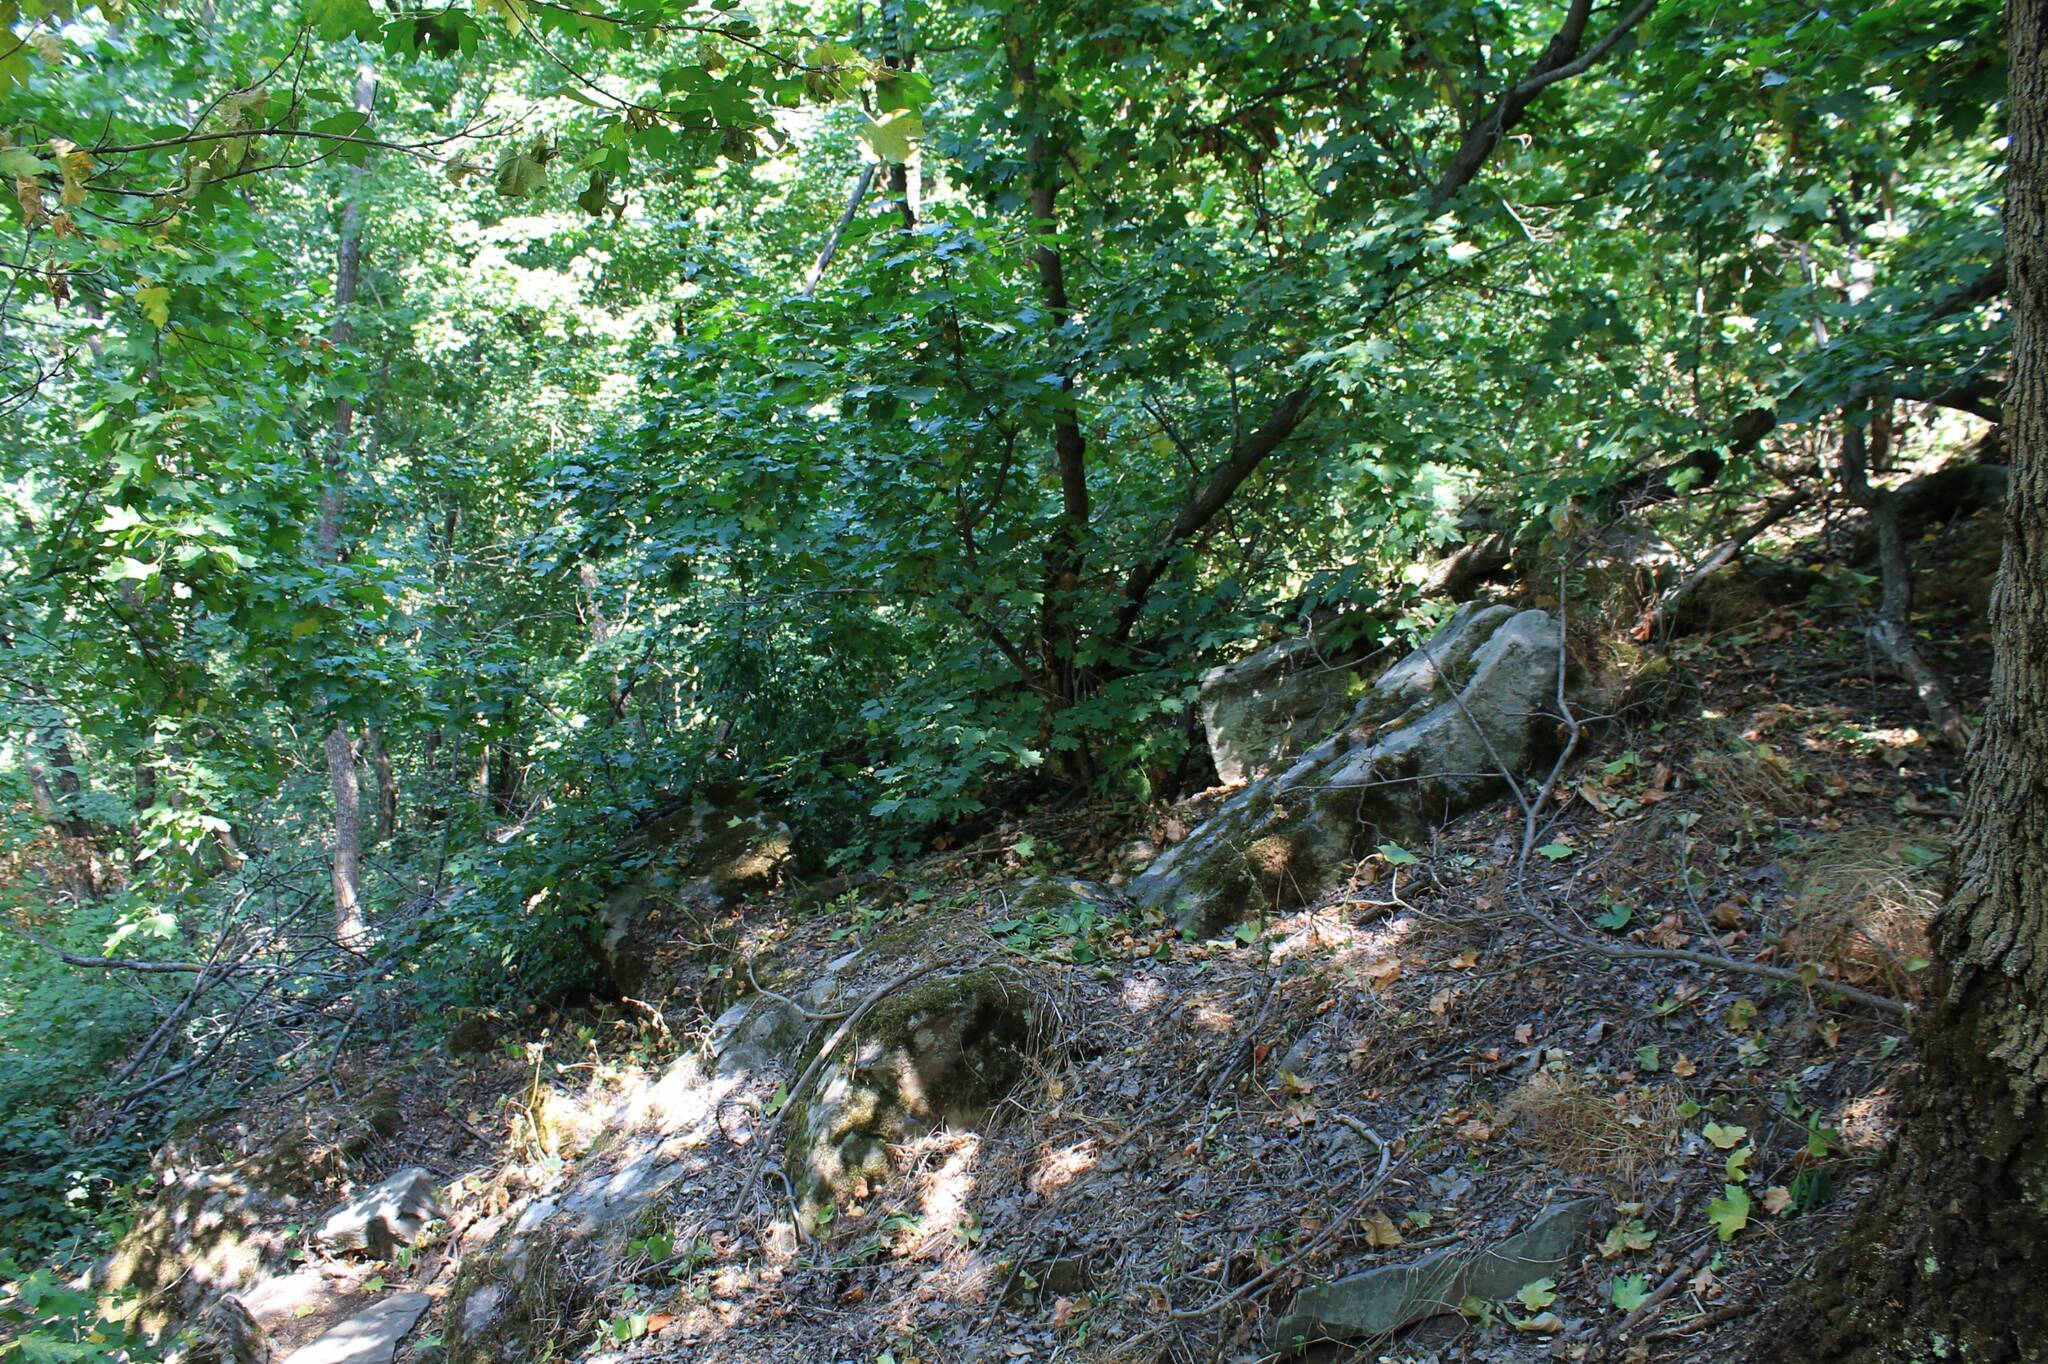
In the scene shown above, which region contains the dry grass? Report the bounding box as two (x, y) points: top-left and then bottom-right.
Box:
(1785, 831), (1943, 997)
(1495, 1071), (1682, 1187)
(1690, 733), (1810, 826)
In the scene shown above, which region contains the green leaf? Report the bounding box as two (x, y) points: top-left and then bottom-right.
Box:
(306, 0), (378, 41)
(1377, 841), (1419, 866)
(1707, 1183), (1751, 1241)
(856, 109), (923, 166)
(0, 146), (53, 177)
(1610, 1273), (1651, 1311)
(1514, 1277), (1557, 1310)
(1595, 903), (1633, 930)
(1535, 842), (1576, 861)
(1702, 1121), (1748, 1150)
(1724, 1143), (1754, 1183)
(135, 285), (170, 327)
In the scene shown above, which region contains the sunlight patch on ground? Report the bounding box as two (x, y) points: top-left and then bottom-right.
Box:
(1027, 1139), (1098, 1198)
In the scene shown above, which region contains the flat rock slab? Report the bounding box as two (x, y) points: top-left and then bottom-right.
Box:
(315, 1168), (442, 1256)
(1273, 1198), (1602, 1351)
(280, 1292), (430, 1364)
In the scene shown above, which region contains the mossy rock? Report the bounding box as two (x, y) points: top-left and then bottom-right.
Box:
(99, 1168), (297, 1341)
(786, 962), (1045, 1224)
(597, 798), (795, 994)
(443, 1222), (576, 1364)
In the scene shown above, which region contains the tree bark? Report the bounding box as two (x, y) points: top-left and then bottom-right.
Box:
(1764, 4), (2048, 1356)
(315, 70), (376, 946)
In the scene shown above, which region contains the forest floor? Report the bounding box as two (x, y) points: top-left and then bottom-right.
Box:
(170, 493), (1993, 1364)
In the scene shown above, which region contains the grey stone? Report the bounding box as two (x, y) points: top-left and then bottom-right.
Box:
(787, 961), (1045, 1221)
(1134, 604), (1567, 935)
(314, 1168), (442, 1257)
(1201, 630), (1384, 785)
(1272, 1197), (1602, 1351)
(279, 1292), (430, 1364)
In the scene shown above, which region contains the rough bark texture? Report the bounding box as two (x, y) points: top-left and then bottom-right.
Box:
(1765, 6), (2048, 1358)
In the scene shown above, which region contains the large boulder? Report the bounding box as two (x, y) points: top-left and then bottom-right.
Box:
(1200, 629), (1385, 785)
(99, 1167), (298, 1341)
(786, 959), (1045, 1223)
(1134, 603), (1567, 935)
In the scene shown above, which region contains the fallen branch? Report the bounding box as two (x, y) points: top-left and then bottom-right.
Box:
(1523, 902), (1913, 1018)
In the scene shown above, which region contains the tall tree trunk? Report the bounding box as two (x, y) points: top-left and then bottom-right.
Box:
(1765, 5), (2048, 1357)
(316, 70), (376, 946)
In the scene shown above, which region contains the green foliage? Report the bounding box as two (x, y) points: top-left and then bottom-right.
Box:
(0, 0), (2010, 1282)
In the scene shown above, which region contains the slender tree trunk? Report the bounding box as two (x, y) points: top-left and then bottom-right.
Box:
(367, 723), (396, 842)
(316, 70), (376, 946)
(1765, 5), (2048, 1357)
(1839, 405), (1974, 751)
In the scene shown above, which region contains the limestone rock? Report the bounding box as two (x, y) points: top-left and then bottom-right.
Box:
(314, 1167), (442, 1256)
(787, 961), (1045, 1222)
(278, 1291), (430, 1364)
(1273, 1197), (1602, 1351)
(1134, 603), (1567, 935)
(1200, 631), (1384, 785)
(441, 1050), (733, 1364)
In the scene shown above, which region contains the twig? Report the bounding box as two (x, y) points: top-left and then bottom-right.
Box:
(1613, 1235), (1717, 1339)
(1522, 902), (1912, 1018)
(1116, 1127), (1397, 1356)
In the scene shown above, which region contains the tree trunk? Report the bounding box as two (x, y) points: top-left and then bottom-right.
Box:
(367, 722), (396, 843)
(1764, 4), (2048, 1356)
(326, 723), (365, 944)
(316, 70), (376, 945)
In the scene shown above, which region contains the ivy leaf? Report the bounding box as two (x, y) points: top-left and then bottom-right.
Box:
(1707, 1183), (1752, 1241)
(1515, 1277), (1557, 1310)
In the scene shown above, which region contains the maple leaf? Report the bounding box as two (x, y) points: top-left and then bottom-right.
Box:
(1707, 1184), (1752, 1241)
(1702, 1121), (1748, 1150)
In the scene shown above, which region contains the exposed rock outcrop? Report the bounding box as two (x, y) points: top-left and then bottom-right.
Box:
(1134, 603), (1569, 934)
(1200, 630), (1385, 784)
(313, 1167), (442, 1257)
(1273, 1197), (1602, 1350)
(444, 921), (1046, 1362)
